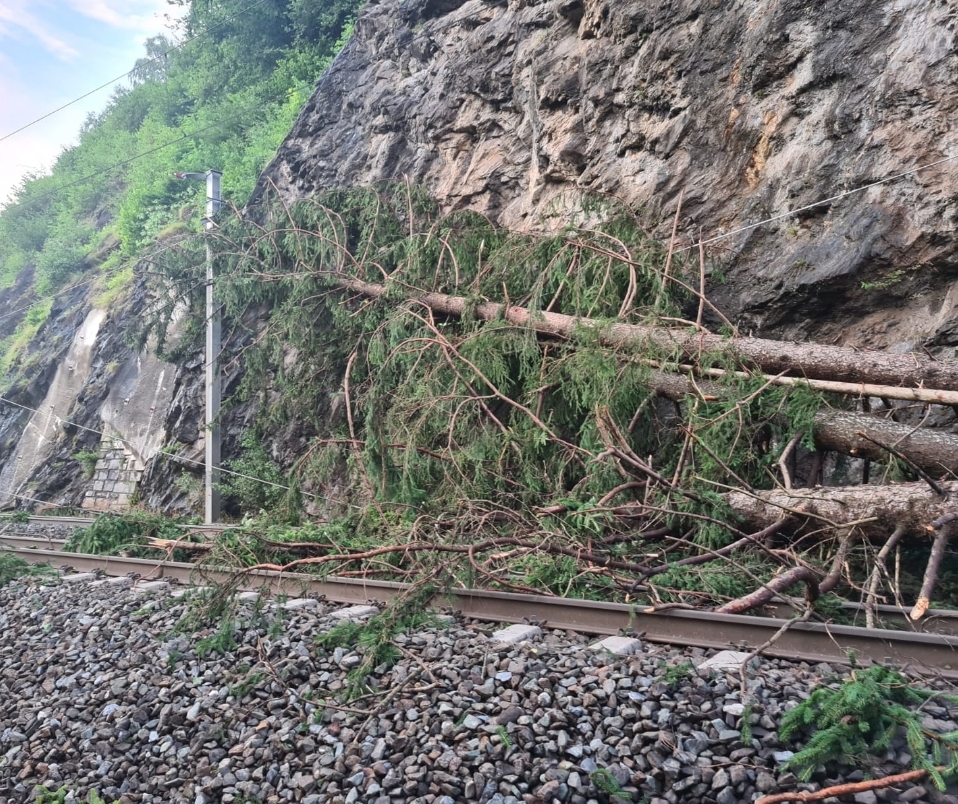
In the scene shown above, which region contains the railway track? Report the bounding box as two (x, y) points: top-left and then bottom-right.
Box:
(2, 516), (956, 678)
(8, 534), (954, 637)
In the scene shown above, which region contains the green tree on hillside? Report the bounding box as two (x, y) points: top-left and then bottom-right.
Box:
(0, 0), (361, 309)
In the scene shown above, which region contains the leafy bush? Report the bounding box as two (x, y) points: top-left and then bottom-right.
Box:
(65, 512), (192, 557)
(0, 551), (51, 588)
(74, 450), (101, 479)
(223, 431), (300, 521)
(780, 664), (958, 790)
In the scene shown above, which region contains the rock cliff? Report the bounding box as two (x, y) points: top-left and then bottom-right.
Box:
(4, 0), (958, 514)
(257, 0), (958, 347)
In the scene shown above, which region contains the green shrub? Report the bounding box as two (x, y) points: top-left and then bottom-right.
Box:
(0, 551), (52, 588)
(74, 450), (101, 479)
(65, 512), (192, 557)
(780, 664), (958, 790)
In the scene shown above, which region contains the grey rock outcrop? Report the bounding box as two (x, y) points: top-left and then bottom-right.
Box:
(7, 0), (958, 514)
(257, 0), (958, 346)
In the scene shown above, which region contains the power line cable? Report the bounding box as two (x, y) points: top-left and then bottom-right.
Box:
(6, 490), (91, 514)
(0, 0), (274, 145)
(679, 153), (958, 252)
(6, 76), (315, 216)
(11, 137), (949, 360)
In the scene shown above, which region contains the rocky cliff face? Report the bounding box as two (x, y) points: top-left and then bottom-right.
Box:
(0, 272), (197, 514)
(257, 0), (958, 348)
(5, 0), (958, 514)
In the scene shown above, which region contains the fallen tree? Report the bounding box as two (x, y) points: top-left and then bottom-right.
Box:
(320, 274), (958, 473)
(650, 370), (958, 474)
(808, 409), (958, 473)
(726, 480), (956, 537)
(323, 273), (958, 613)
(142, 188), (958, 617)
(331, 277), (958, 473)
(331, 276), (958, 398)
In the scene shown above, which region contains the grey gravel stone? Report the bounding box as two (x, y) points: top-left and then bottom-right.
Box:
(491, 624), (541, 643)
(62, 573), (98, 583)
(591, 635), (643, 656)
(716, 787), (737, 804)
(282, 597), (319, 611)
(329, 604), (378, 620)
(0, 566), (948, 804)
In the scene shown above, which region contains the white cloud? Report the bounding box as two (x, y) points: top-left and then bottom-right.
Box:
(0, 1), (79, 59)
(62, 0), (173, 32)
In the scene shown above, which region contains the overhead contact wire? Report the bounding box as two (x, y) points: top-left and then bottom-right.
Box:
(680, 153), (958, 252)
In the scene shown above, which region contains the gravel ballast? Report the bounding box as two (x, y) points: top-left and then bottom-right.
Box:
(0, 574), (955, 804)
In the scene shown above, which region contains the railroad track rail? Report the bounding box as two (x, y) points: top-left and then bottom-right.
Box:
(0, 514), (232, 532)
(3, 530), (957, 678)
(8, 531), (952, 637)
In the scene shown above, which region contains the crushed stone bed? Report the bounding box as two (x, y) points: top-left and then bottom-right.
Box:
(0, 574), (954, 804)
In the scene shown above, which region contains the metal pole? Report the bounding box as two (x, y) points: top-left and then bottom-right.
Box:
(204, 170), (222, 525)
(173, 170), (222, 524)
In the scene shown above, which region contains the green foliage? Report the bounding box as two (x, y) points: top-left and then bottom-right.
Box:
(175, 581), (241, 636)
(659, 661), (694, 687)
(74, 450), (101, 479)
(223, 430), (300, 522)
(0, 0), (362, 303)
(196, 616), (239, 657)
(34, 787), (119, 804)
(589, 768), (624, 796)
(651, 554), (774, 604)
(0, 550), (52, 588)
(34, 789), (68, 804)
(740, 701), (753, 744)
(229, 668), (266, 699)
(92, 258), (135, 308)
(314, 579), (439, 699)
(516, 553), (615, 599)
(861, 268), (907, 291)
(137, 184), (838, 602)
(64, 511), (193, 558)
(496, 725), (513, 749)
(0, 299), (53, 380)
(34, 218), (94, 294)
(780, 665), (958, 790)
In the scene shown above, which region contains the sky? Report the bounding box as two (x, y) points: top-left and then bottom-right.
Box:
(0, 0), (181, 205)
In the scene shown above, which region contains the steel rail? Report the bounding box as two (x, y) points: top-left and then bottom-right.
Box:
(0, 515), (233, 534)
(0, 535), (68, 551)
(8, 515), (96, 527)
(7, 546), (958, 678)
(4, 533), (956, 636)
(765, 600), (958, 637)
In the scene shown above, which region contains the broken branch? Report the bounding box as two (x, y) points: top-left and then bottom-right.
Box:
(754, 767), (934, 804)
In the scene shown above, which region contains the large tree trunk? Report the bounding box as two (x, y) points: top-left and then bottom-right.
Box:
(331, 277), (958, 471)
(650, 371), (958, 474)
(726, 481), (957, 537)
(333, 277), (958, 394)
(811, 409), (958, 473)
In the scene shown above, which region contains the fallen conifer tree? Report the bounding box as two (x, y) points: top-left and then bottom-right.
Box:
(142, 187), (958, 618)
